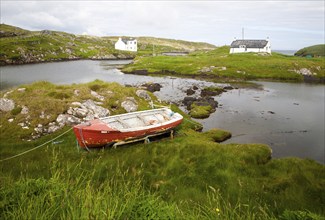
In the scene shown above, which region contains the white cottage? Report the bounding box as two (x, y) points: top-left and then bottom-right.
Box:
(115, 37), (137, 52)
(229, 39), (271, 54)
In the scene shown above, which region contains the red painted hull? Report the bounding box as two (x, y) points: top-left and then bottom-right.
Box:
(73, 110), (183, 148)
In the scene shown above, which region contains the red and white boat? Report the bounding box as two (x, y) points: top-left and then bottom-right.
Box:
(73, 108), (183, 148)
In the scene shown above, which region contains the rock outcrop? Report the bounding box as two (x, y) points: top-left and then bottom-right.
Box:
(32, 99), (110, 138)
(67, 100), (110, 121)
(0, 98), (15, 112)
(121, 97), (138, 112)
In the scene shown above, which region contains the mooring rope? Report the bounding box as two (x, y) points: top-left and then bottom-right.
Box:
(0, 127), (73, 162)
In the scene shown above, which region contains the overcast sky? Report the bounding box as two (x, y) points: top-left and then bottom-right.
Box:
(1, 0), (324, 50)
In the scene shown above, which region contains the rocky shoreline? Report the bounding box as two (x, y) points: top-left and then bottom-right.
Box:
(0, 82), (154, 141)
(123, 68), (325, 84)
(0, 56), (135, 66)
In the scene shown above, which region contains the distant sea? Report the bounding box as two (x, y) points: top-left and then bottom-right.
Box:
(273, 50), (297, 56)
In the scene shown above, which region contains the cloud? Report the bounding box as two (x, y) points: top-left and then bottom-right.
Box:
(0, 0), (324, 50)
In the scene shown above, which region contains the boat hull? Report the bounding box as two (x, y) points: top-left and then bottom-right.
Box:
(73, 109), (183, 148)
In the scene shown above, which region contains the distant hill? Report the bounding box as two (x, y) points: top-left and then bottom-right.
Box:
(0, 24), (31, 37)
(105, 36), (216, 53)
(0, 24), (215, 65)
(0, 24), (133, 65)
(294, 44), (325, 57)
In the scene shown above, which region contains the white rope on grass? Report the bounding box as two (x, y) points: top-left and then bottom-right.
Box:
(0, 127), (73, 162)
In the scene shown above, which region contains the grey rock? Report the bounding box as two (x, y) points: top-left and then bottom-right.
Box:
(40, 111), (45, 119)
(74, 90), (80, 96)
(186, 89), (195, 96)
(121, 97), (138, 113)
(82, 99), (110, 118)
(34, 124), (44, 134)
(136, 89), (151, 100)
(18, 122), (30, 129)
(18, 122), (25, 127)
(293, 68), (316, 76)
(67, 100), (110, 120)
(141, 83), (162, 92)
(68, 106), (88, 118)
(3, 90), (13, 98)
(56, 114), (81, 126)
(47, 124), (62, 134)
(21, 106), (29, 114)
(91, 90), (105, 101)
(41, 30), (52, 35)
(17, 88), (26, 92)
(39, 111), (51, 119)
(0, 98), (15, 112)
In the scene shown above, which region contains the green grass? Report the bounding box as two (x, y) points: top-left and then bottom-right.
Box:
(203, 128), (232, 142)
(1, 82), (325, 218)
(0, 24), (134, 65)
(123, 46), (325, 82)
(295, 44), (325, 57)
(1, 127), (324, 219)
(189, 103), (213, 119)
(0, 24), (215, 65)
(0, 80), (157, 142)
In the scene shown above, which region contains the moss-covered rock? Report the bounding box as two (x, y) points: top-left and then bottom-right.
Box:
(189, 103), (213, 119)
(203, 128), (232, 142)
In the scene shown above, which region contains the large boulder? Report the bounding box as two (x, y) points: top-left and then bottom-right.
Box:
(121, 97), (138, 113)
(66, 100), (110, 121)
(136, 89), (151, 100)
(142, 83), (162, 92)
(0, 98), (15, 112)
(82, 100), (110, 119)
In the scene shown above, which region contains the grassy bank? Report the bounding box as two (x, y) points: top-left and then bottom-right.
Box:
(295, 44), (325, 57)
(0, 24), (134, 65)
(105, 36), (216, 57)
(123, 46), (325, 82)
(0, 24), (215, 65)
(1, 81), (324, 219)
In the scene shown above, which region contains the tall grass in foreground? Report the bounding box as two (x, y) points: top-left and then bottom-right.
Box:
(0, 152), (179, 220)
(0, 151), (281, 220)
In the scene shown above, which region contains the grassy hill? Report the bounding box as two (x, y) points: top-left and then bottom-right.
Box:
(123, 46), (325, 82)
(0, 24), (134, 65)
(295, 44), (325, 57)
(0, 24), (215, 65)
(1, 80), (324, 219)
(105, 36), (216, 56)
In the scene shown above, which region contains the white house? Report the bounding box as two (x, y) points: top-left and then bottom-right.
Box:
(229, 39), (271, 54)
(115, 37), (137, 52)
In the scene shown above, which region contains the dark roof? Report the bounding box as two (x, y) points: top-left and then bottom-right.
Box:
(121, 38), (136, 44)
(230, 40), (268, 48)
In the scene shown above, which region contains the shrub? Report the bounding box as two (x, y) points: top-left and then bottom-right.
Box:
(11, 106), (22, 115)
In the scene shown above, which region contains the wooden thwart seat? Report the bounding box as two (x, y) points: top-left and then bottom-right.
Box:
(116, 117), (130, 128)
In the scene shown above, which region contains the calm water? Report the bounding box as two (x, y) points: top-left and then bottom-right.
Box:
(1, 60), (324, 163)
(273, 50), (296, 56)
(198, 82), (325, 163)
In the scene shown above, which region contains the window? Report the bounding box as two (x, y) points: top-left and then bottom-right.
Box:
(239, 45), (246, 48)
